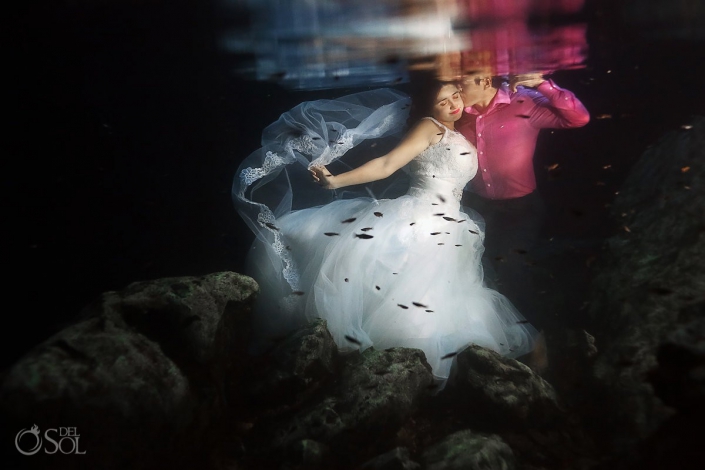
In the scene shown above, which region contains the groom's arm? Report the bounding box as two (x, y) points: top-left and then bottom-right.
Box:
(521, 79), (590, 129)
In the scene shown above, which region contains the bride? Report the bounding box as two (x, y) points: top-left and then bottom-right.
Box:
(233, 78), (537, 382)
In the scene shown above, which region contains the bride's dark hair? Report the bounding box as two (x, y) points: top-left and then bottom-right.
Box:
(406, 70), (459, 127)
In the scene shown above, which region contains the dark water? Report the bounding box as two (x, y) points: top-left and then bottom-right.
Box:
(5, 0), (705, 372)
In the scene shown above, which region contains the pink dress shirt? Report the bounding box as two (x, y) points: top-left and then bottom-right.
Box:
(456, 80), (589, 200)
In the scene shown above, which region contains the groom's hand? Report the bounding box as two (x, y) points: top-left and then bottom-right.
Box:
(509, 73), (546, 92)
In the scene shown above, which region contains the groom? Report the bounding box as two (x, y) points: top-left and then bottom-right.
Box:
(456, 71), (590, 327)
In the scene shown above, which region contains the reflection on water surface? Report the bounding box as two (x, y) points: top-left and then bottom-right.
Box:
(220, 0), (589, 89)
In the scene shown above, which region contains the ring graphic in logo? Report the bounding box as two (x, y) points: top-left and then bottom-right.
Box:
(15, 424), (42, 456)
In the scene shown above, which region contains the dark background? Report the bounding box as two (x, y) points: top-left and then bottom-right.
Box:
(5, 0), (705, 370)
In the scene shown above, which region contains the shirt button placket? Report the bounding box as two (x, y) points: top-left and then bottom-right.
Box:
(476, 115), (490, 196)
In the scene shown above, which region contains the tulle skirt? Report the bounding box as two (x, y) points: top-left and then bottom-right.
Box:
(246, 191), (537, 380)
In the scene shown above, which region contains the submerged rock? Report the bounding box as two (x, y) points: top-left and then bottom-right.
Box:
(630, 312), (705, 469)
(246, 319), (338, 407)
(421, 430), (515, 470)
(581, 116), (705, 458)
(359, 446), (421, 470)
(287, 438), (331, 467)
(250, 347), (434, 464)
(449, 345), (563, 430)
(0, 272), (257, 470)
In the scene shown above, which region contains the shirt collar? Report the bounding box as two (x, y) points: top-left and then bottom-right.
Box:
(464, 83), (511, 115)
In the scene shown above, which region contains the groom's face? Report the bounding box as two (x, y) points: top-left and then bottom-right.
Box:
(459, 74), (490, 107)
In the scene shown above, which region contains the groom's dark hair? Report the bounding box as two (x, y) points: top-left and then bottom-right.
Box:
(463, 69), (507, 89)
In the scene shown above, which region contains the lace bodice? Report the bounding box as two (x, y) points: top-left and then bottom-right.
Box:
(404, 118), (478, 202)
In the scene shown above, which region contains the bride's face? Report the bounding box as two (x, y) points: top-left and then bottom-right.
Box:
(432, 84), (464, 124)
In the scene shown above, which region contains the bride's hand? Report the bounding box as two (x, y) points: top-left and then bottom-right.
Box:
(310, 165), (336, 189)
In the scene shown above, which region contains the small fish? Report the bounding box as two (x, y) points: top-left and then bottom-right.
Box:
(443, 217), (456, 222)
(430, 232), (441, 235)
(513, 249), (527, 254)
(285, 245), (291, 251)
(437, 194), (446, 203)
(311, 137), (321, 140)
(595, 114), (612, 119)
(603, 164), (612, 169)
(681, 124), (693, 130)
(436, 133), (443, 136)
(337, 141), (344, 144)
(392, 272), (398, 275)
(324, 232), (340, 236)
(292, 291), (305, 296)
(374, 212), (383, 217)
(495, 256), (505, 262)
(438, 243), (445, 245)
(517, 100), (525, 103)
(345, 278), (349, 282)
(455, 244), (462, 247)
(409, 222), (416, 226)
(446, 148), (451, 150)
(441, 352), (458, 360)
(623, 226), (631, 233)
(360, 227), (373, 232)
(355, 233), (374, 239)
(371, 143), (377, 148)
(375, 285), (381, 290)
(516, 320), (530, 324)
(456, 219), (466, 223)
(468, 229), (479, 235)
(516, 114), (531, 119)
(460, 152), (471, 155)
(397, 304), (409, 309)
(345, 335), (362, 345)
(431, 203), (439, 205)
(434, 213), (445, 216)
(330, 128), (338, 132)
(425, 309), (434, 312)
(681, 166), (691, 173)
(546, 163), (559, 171)
(265, 222), (280, 231)
(341, 218), (357, 224)
(412, 302), (428, 308)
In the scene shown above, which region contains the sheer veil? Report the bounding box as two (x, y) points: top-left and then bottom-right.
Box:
(232, 88), (411, 294)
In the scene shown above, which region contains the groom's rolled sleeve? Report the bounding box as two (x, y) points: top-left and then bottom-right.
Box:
(530, 80), (590, 129)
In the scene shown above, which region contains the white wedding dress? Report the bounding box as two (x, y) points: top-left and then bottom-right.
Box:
(233, 89), (536, 381)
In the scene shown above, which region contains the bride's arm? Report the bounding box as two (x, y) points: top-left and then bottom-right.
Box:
(311, 120), (436, 190)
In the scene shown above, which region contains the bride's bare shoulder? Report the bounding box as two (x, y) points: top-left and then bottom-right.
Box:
(409, 118), (444, 144)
